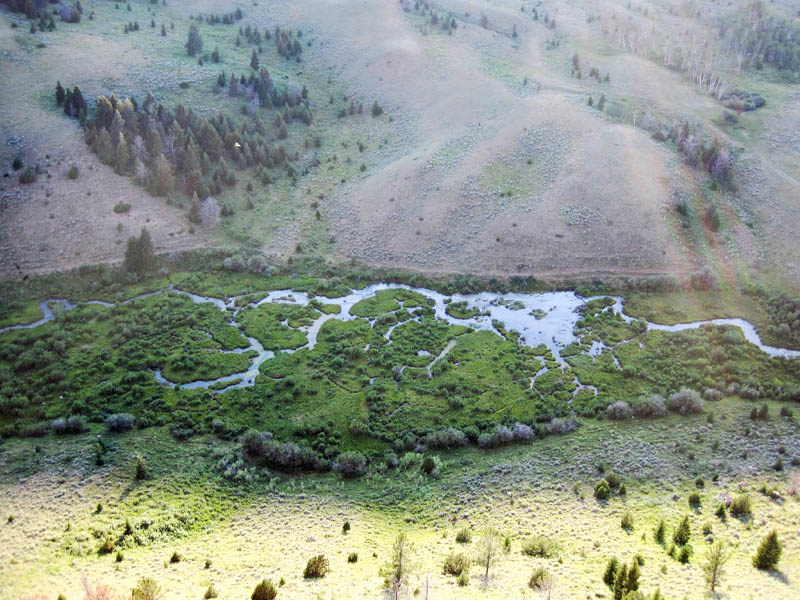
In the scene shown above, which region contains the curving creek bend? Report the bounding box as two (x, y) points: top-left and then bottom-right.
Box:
(2, 284), (798, 395)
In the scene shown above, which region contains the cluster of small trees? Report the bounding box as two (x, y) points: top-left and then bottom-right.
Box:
(237, 23), (271, 47)
(60, 79), (311, 199)
(1, 0), (80, 22)
(274, 26), (302, 60)
(123, 227), (156, 275)
(55, 82), (87, 121)
(194, 8), (243, 26)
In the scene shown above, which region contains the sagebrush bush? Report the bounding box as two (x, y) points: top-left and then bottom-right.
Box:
(546, 415), (578, 434)
(303, 554), (329, 578)
(424, 427), (467, 449)
(511, 422), (535, 442)
(51, 415), (85, 435)
(455, 528), (472, 543)
(631, 394), (667, 418)
(666, 388), (704, 415)
(621, 512), (634, 530)
(606, 401), (631, 420)
(106, 413), (135, 432)
(529, 566), (548, 589)
(333, 451), (367, 478)
(729, 494), (752, 518)
(442, 551), (470, 576)
(521, 535), (559, 558)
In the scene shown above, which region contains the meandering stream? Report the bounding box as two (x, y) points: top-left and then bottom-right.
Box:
(2, 283), (798, 393)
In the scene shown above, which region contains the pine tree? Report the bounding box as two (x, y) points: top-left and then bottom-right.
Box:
(123, 227), (156, 274)
(161, 24), (166, 36)
(186, 24), (203, 56)
(703, 540), (731, 592)
(602, 557), (618, 586)
(55, 81), (65, 106)
(149, 154), (175, 196)
(115, 134), (130, 174)
(250, 48), (259, 70)
(654, 519), (665, 544)
(752, 530), (781, 570)
(625, 560), (640, 592)
(673, 516), (691, 546)
(612, 564), (627, 600)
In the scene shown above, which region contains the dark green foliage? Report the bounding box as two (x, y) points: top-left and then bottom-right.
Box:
(603, 557), (619, 586)
(342, 520), (350, 533)
(123, 228), (156, 275)
(654, 519), (665, 544)
(673, 516), (690, 546)
(752, 530), (781, 570)
(521, 535), (559, 558)
(135, 455), (147, 480)
(186, 24), (203, 56)
(303, 554), (329, 578)
(132, 578), (162, 600)
(688, 492), (701, 507)
(251, 580), (277, 600)
(595, 478), (610, 500)
(347, 552), (358, 563)
(169, 551), (181, 563)
(67, 164), (79, 179)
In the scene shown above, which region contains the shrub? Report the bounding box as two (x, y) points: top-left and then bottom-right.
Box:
(420, 456), (436, 475)
(546, 415), (578, 434)
(19, 168), (36, 184)
(752, 530), (781, 570)
(424, 427), (467, 449)
(169, 551), (181, 563)
(114, 201), (131, 214)
(666, 388), (704, 415)
(602, 557), (618, 586)
(511, 422), (535, 442)
(132, 578), (163, 600)
(303, 554), (329, 578)
(12, 157), (22, 170)
(371, 100), (383, 117)
(106, 413), (135, 432)
(688, 492), (702, 507)
(98, 536), (115, 554)
(342, 521), (351, 533)
(729, 494), (752, 518)
(654, 519), (665, 544)
(51, 416), (85, 435)
(621, 512), (634, 530)
(521, 535), (559, 558)
(594, 479), (610, 500)
(715, 503), (727, 519)
(678, 545), (692, 564)
(631, 395), (667, 418)
(607, 401), (631, 420)
(442, 551), (470, 576)
(68, 164), (79, 179)
(251, 580), (277, 600)
(606, 473), (622, 489)
(347, 552), (358, 563)
(529, 566), (548, 589)
(333, 451), (367, 478)
(204, 585), (218, 599)
(456, 571), (469, 586)
(455, 528), (472, 543)
(673, 516), (691, 546)
(135, 455), (147, 480)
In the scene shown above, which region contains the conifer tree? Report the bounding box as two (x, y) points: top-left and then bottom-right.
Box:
(250, 48), (259, 70)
